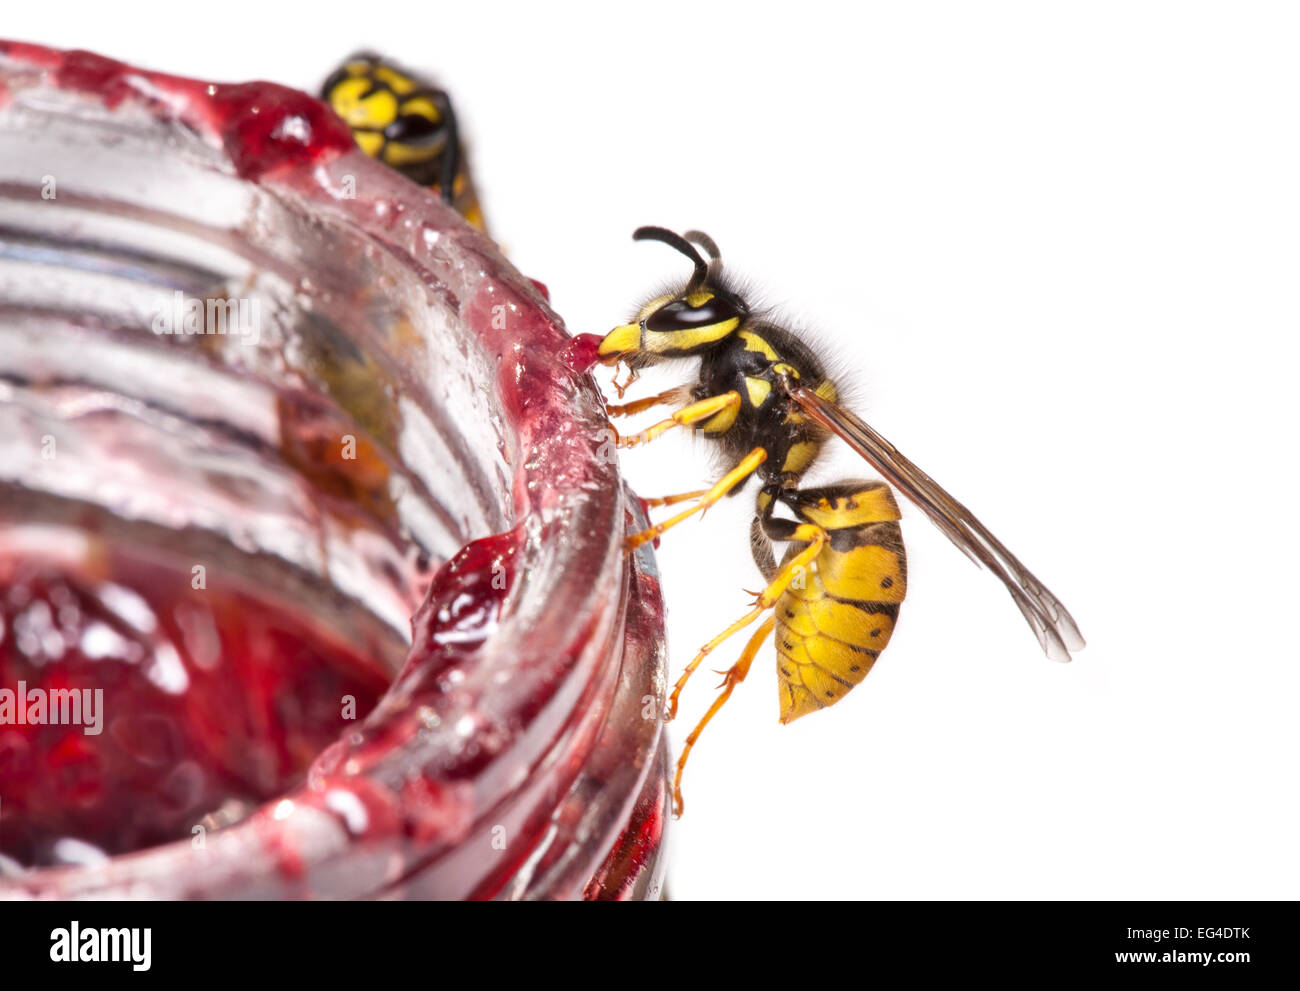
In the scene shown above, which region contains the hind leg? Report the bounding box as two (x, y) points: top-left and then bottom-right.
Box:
(673, 615), (776, 817)
(668, 522), (826, 719)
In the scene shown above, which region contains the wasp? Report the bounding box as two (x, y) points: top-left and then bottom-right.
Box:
(321, 53), (486, 230)
(596, 227), (1085, 815)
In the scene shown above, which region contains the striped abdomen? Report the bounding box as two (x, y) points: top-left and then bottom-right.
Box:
(774, 488), (907, 723)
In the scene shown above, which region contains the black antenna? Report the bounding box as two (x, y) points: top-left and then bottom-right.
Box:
(684, 230), (723, 282)
(633, 226), (709, 289)
(683, 230), (721, 261)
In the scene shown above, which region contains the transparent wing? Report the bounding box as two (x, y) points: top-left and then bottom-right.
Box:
(790, 385), (1085, 662)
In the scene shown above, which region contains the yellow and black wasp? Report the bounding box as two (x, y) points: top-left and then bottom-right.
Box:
(321, 53), (485, 229)
(596, 227), (1085, 815)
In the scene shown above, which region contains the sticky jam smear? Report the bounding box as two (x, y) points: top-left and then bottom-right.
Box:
(0, 545), (391, 870)
(0, 42), (357, 181)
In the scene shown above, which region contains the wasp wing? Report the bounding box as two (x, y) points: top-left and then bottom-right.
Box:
(790, 385), (1084, 662)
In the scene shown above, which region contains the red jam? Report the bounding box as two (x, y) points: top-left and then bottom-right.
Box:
(562, 333), (605, 375)
(0, 544), (391, 869)
(0, 43), (357, 181)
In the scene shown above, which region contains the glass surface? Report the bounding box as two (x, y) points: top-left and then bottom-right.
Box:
(0, 41), (668, 899)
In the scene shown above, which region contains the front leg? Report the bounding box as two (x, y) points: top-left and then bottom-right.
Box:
(616, 391), (741, 450)
(604, 386), (692, 418)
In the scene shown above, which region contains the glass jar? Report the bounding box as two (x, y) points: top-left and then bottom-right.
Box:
(0, 41), (668, 899)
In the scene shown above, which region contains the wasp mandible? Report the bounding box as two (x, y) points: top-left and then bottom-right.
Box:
(596, 227), (1085, 815)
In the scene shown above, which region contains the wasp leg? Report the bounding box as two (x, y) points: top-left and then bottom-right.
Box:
(673, 615), (776, 818)
(616, 391), (740, 449)
(643, 489), (709, 509)
(625, 446), (766, 551)
(605, 388), (687, 418)
(667, 523), (826, 719)
(611, 363), (640, 398)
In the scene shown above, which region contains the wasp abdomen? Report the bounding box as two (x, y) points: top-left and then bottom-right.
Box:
(774, 487), (907, 723)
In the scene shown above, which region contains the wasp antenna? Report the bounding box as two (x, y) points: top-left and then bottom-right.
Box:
(684, 230), (724, 282)
(632, 226), (709, 289)
(683, 230), (721, 261)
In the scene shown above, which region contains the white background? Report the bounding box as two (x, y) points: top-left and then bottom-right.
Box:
(7, 2), (1297, 900)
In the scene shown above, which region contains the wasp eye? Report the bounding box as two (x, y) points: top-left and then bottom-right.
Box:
(644, 292), (746, 335)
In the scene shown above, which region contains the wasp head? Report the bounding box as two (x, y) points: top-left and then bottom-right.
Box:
(597, 227), (749, 367)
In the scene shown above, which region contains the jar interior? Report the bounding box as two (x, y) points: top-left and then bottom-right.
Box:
(0, 86), (512, 869)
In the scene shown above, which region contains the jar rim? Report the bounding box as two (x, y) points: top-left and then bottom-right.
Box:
(0, 40), (667, 900)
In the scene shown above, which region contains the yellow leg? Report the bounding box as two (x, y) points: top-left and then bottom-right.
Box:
(625, 446), (767, 551)
(673, 615), (776, 818)
(616, 391), (740, 449)
(667, 523), (826, 719)
(605, 388), (685, 418)
(643, 489), (710, 509)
